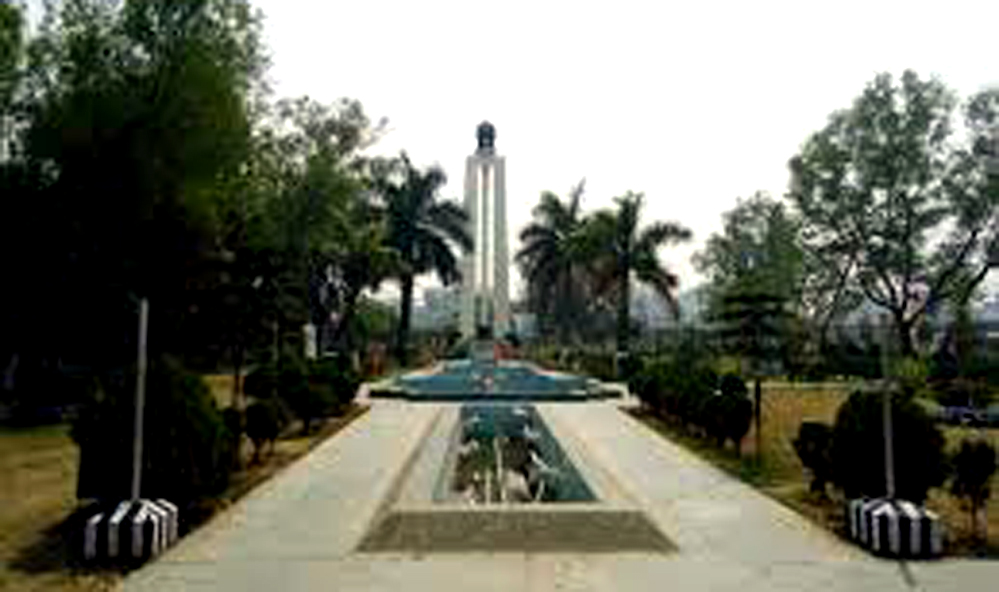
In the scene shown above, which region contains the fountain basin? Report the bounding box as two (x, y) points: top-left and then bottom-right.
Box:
(356, 404), (675, 553)
(369, 360), (617, 401)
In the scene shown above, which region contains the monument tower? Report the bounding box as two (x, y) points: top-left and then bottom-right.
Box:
(460, 122), (509, 339)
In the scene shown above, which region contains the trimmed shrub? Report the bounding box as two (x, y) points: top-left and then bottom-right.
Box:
(222, 407), (244, 469)
(719, 373), (748, 399)
(793, 422), (834, 495)
(951, 439), (997, 542)
(245, 399), (285, 463)
(244, 361), (279, 400)
(717, 393), (753, 455)
(831, 389), (946, 503)
(73, 357), (232, 504)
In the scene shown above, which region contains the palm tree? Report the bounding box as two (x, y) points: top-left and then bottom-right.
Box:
(515, 181), (589, 344)
(581, 192), (691, 373)
(379, 152), (472, 365)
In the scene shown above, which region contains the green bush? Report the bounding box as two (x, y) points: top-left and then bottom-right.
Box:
(630, 359), (753, 454)
(719, 373), (748, 398)
(244, 361), (279, 400)
(245, 399), (286, 462)
(831, 389), (946, 503)
(717, 391), (753, 455)
(950, 439), (997, 542)
(793, 422), (834, 495)
(222, 407), (244, 469)
(73, 357), (232, 504)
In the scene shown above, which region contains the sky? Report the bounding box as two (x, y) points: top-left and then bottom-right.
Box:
(23, 0), (999, 302)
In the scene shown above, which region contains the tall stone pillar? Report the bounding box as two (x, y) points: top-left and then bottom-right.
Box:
(458, 122), (509, 340)
(493, 157), (509, 336)
(460, 157), (477, 339)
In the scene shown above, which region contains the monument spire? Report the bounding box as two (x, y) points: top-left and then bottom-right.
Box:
(461, 122), (509, 339)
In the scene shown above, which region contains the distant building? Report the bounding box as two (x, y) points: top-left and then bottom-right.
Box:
(412, 286), (461, 331)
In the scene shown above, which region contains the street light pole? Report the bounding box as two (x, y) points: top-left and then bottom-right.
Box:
(131, 298), (149, 501)
(880, 313), (896, 499)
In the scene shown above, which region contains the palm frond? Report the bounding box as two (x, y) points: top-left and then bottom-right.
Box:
(635, 220), (693, 254)
(426, 200), (473, 253)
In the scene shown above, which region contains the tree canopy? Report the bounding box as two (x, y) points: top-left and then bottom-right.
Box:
(788, 71), (998, 357)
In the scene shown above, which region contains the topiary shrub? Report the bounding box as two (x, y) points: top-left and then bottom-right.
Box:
(276, 357), (322, 434)
(718, 392), (753, 455)
(222, 407), (244, 469)
(245, 399), (285, 463)
(73, 357), (233, 505)
(719, 373), (748, 399)
(831, 389), (946, 503)
(951, 439), (997, 544)
(244, 361), (279, 400)
(629, 358), (668, 415)
(793, 421), (834, 495)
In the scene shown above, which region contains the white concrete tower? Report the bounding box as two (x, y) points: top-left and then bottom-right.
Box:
(460, 122), (510, 339)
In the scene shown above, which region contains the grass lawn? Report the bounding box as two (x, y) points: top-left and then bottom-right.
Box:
(627, 381), (999, 558)
(0, 398), (368, 592)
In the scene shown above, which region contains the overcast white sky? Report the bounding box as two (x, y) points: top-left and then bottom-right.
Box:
(24, 0), (999, 301)
(248, 0), (999, 300)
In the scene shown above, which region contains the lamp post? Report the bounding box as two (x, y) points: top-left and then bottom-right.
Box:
(131, 298), (149, 500)
(879, 312), (896, 499)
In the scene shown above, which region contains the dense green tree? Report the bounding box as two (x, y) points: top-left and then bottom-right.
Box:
(694, 192), (803, 308)
(0, 0), (23, 154)
(377, 152), (471, 365)
(580, 192), (691, 373)
(789, 71), (999, 358)
(515, 181), (591, 344)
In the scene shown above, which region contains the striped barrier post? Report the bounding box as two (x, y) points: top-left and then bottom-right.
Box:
(81, 499), (179, 564)
(847, 497), (943, 558)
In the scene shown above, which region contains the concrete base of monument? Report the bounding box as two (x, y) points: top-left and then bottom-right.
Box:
(355, 404), (675, 554)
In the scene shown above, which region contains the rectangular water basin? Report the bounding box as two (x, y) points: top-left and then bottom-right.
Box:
(356, 403), (675, 553)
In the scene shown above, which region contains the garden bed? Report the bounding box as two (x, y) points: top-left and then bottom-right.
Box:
(625, 381), (999, 558)
(0, 403), (368, 592)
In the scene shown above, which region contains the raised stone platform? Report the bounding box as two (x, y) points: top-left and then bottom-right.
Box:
(357, 507), (675, 553)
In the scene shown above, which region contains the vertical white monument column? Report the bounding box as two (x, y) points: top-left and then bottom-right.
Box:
(459, 122), (509, 340)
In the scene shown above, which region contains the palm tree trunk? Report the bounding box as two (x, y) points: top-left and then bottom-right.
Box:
(331, 287), (362, 353)
(396, 273), (415, 366)
(616, 271), (630, 377)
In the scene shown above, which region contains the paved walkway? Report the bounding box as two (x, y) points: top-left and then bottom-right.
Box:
(126, 400), (997, 591)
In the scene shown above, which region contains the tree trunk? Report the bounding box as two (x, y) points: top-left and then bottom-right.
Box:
(895, 313), (915, 359)
(396, 274), (414, 366)
(331, 288), (361, 354)
(315, 316), (326, 358)
(616, 271), (631, 378)
(232, 342), (244, 410)
(754, 377), (763, 460)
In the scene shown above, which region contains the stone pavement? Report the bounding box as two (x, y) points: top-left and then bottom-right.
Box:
(126, 400), (998, 591)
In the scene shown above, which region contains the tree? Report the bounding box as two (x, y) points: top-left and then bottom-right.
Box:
(951, 439), (997, 545)
(694, 192), (803, 307)
(715, 288), (789, 457)
(515, 181), (591, 344)
(0, 0), (23, 155)
(580, 192), (691, 373)
(378, 152), (472, 365)
(789, 71), (999, 358)
(13, 0), (265, 369)
(695, 193), (812, 376)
